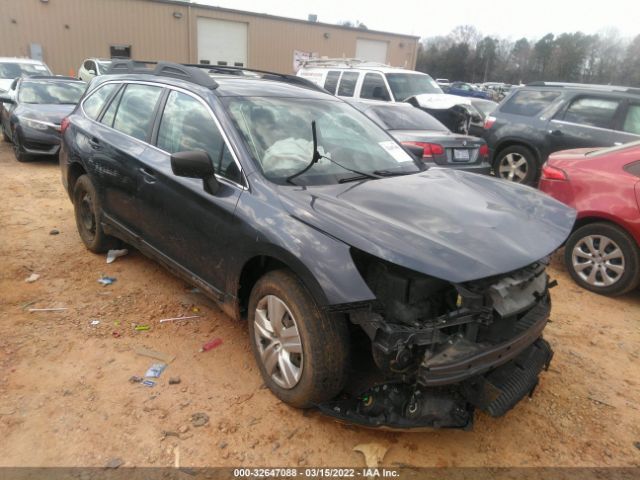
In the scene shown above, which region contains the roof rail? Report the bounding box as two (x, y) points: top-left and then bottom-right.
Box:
(183, 63), (327, 93)
(106, 60), (219, 90)
(300, 58), (392, 69)
(526, 81), (640, 95)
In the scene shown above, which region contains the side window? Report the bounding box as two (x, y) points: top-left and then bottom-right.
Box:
(622, 104), (640, 135)
(360, 73), (390, 101)
(337, 72), (359, 97)
(500, 90), (561, 117)
(157, 90), (241, 184)
(100, 85), (124, 127)
(323, 71), (341, 95)
(112, 84), (163, 141)
(562, 97), (620, 129)
(82, 83), (119, 120)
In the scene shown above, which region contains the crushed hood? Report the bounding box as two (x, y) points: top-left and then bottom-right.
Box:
(409, 93), (472, 110)
(277, 169), (576, 283)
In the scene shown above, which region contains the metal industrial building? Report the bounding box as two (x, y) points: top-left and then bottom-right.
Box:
(0, 0), (419, 76)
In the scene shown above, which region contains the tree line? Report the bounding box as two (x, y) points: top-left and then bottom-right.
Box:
(415, 26), (640, 87)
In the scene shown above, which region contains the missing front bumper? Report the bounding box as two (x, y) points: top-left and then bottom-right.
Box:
(317, 337), (553, 430)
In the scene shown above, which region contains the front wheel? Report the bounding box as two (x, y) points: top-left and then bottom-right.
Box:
(12, 130), (29, 162)
(248, 270), (350, 408)
(564, 222), (640, 296)
(495, 145), (538, 185)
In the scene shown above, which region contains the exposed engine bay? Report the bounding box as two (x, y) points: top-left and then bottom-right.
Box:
(320, 251), (555, 429)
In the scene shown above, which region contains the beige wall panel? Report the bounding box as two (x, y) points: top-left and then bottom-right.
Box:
(0, 0), (417, 75)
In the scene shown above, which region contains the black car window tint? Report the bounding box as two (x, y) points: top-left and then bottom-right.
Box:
(100, 86), (124, 127)
(157, 90), (225, 173)
(337, 72), (359, 97)
(370, 106), (448, 131)
(219, 144), (242, 184)
(360, 73), (391, 101)
(83, 83), (119, 120)
(500, 90), (561, 117)
(623, 105), (640, 135)
(563, 97), (620, 129)
(323, 71), (341, 95)
(112, 84), (163, 142)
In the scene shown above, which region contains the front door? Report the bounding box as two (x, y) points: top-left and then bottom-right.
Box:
(135, 89), (245, 295)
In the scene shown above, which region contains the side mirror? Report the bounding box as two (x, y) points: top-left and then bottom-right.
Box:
(0, 94), (15, 104)
(170, 150), (219, 195)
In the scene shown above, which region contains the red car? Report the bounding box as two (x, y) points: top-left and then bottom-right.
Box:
(539, 141), (640, 296)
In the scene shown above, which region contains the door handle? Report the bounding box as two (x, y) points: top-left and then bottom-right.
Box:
(548, 129), (563, 136)
(139, 167), (157, 184)
(88, 137), (102, 150)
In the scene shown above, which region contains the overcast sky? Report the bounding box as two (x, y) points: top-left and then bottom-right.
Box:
(192, 0), (639, 39)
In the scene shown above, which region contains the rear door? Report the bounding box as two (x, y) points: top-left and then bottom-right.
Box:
(135, 89), (244, 294)
(79, 82), (164, 233)
(547, 94), (624, 152)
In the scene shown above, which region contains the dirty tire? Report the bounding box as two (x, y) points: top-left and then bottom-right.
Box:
(2, 127), (9, 142)
(248, 269), (350, 408)
(12, 130), (29, 162)
(72, 174), (119, 253)
(564, 222), (640, 296)
(494, 144), (538, 186)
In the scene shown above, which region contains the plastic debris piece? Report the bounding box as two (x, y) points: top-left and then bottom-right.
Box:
(135, 347), (176, 364)
(169, 377), (181, 385)
(112, 331), (121, 338)
(90, 319), (100, 326)
(145, 363), (167, 378)
(353, 443), (389, 469)
(129, 376), (143, 384)
(21, 300), (38, 310)
(114, 320), (120, 326)
(200, 338), (223, 352)
(159, 315), (201, 323)
(98, 276), (117, 286)
(49, 229), (60, 235)
(192, 307), (200, 313)
(106, 249), (128, 264)
(142, 380), (156, 387)
(134, 325), (150, 331)
(25, 273), (40, 283)
(29, 307), (67, 312)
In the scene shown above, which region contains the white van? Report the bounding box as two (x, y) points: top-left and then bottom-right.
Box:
(297, 59), (443, 103)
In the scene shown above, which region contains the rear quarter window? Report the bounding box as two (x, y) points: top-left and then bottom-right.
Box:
(82, 83), (119, 120)
(562, 97), (620, 129)
(323, 71), (341, 95)
(500, 89), (561, 117)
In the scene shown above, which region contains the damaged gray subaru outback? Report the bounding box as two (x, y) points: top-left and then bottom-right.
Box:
(60, 62), (576, 430)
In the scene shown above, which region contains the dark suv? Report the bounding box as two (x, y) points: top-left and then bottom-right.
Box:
(484, 82), (640, 185)
(60, 61), (575, 430)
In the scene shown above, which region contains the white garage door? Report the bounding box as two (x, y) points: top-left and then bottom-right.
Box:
(356, 39), (388, 64)
(197, 17), (248, 67)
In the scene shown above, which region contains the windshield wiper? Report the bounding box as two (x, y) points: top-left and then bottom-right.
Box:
(286, 121), (381, 185)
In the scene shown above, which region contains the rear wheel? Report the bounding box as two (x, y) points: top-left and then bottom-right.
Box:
(495, 145), (538, 185)
(564, 222), (640, 296)
(248, 270), (350, 408)
(72, 175), (119, 253)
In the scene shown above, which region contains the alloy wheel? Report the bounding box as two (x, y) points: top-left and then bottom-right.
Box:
(253, 295), (303, 389)
(498, 153), (528, 182)
(572, 234), (625, 287)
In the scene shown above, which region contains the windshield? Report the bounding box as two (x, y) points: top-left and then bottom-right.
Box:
(96, 61), (112, 74)
(385, 73), (443, 101)
(224, 97), (421, 186)
(368, 105), (448, 131)
(0, 62), (51, 79)
(19, 81), (86, 104)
